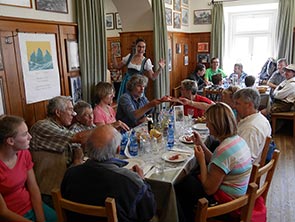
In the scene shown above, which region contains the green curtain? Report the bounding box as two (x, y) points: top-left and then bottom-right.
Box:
(76, 0), (107, 104)
(210, 3), (225, 68)
(152, 0), (169, 100)
(275, 0), (295, 63)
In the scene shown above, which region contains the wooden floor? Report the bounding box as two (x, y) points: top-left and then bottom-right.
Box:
(267, 121), (295, 222)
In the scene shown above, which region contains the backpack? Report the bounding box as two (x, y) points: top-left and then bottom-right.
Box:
(258, 58), (277, 85)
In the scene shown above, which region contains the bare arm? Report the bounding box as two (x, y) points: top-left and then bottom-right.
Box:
(26, 169), (45, 222)
(111, 46), (126, 69)
(145, 58), (165, 80)
(0, 194), (32, 222)
(179, 97), (214, 111)
(267, 81), (277, 89)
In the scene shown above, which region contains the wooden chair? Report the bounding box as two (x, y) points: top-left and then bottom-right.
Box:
(203, 87), (223, 102)
(194, 183), (258, 222)
(271, 111), (295, 138)
(259, 136), (272, 167)
(51, 189), (118, 222)
(249, 149), (280, 203)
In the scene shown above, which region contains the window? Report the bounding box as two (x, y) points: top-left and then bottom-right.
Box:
(223, 3), (278, 77)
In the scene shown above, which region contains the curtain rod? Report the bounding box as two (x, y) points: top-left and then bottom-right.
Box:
(208, 0), (239, 6)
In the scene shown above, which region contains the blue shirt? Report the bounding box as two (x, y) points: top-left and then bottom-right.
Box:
(116, 92), (153, 127)
(228, 72), (248, 86)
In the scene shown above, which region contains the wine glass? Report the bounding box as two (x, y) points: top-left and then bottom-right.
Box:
(187, 108), (194, 120)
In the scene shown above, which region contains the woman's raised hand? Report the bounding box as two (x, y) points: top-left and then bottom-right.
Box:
(158, 58), (166, 69)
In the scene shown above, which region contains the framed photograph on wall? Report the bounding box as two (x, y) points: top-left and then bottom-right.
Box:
(70, 76), (82, 104)
(184, 55), (188, 66)
(66, 40), (80, 72)
(165, 7), (172, 26)
(197, 53), (210, 63)
(197, 42), (209, 52)
(184, 44), (188, 55)
(173, 12), (181, 29)
(35, 0), (68, 13)
(176, 43), (181, 54)
(111, 41), (121, 57)
(115, 12), (122, 29)
(165, 0), (172, 5)
(174, 0), (181, 12)
(0, 0), (32, 8)
(106, 13), (114, 30)
(181, 7), (188, 26)
(194, 9), (212, 25)
(0, 78), (6, 115)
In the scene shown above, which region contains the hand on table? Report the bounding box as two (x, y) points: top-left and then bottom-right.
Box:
(132, 164), (144, 179)
(112, 120), (130, 132)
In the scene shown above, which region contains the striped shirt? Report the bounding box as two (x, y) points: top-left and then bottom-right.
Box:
(209, 135), (252, 198)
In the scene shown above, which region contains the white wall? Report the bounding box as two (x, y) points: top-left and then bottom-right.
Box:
(0, 0), (75, 23)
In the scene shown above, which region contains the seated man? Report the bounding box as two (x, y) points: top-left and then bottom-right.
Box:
(271, 64), (295, 113)
(244, 75), (256, 87)
(116, 74), (171, 127)
(228, 63), (248, 86)
(233, 88), (271, 164)
(61, 125), (156, 222)
(187, 63), (207, 91)
(30, 96), (93, 207)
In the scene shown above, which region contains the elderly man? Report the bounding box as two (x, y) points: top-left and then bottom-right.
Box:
(233, 88), (271, 164)
(228, 63), (248, 86)
(116, 74), (171, 127)
(270, 64), (295, 113)
(61, 125), (156, 222)
(30, 96), (93, 206)
(267, 58), (287, 99)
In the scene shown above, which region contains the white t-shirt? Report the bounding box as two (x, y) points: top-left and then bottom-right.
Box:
(237, 112), (271, 164)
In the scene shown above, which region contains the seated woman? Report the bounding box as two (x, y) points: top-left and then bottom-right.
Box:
(93, 81), (129, 131)
(175, 103), (252, 222)
(0, 115), (57, 222)
(178, 79), (214, 118)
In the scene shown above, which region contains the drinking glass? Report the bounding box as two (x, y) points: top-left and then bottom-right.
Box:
(187, 108), (194, 120)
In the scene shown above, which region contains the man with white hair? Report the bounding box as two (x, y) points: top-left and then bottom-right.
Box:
(61, 125), (156, 222)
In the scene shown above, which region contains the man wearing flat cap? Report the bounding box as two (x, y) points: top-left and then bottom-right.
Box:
(271, 64), (295, 113)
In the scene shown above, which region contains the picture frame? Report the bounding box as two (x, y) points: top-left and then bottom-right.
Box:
(66, 40), (80, 72)
(115, 12), (122, 29)
(165, 7), (172, 26)
(0, 78), (6, 115)
(35, 0), (68, 13)
(184, 55), (188, 66)
(0, 0), (32, 8)
(106, 13), (115, 30)
(181, 7), (189, 26)
(165, 0), (172, 5)
(176, 43), (181, 54)
(182, 0), (188, 6)
(184, 44), (188, 55)
(111, 41), (121, 57)
(69, 76), (82, 105)
(197, 53), (210, 63)
(174, 0), (181, 12)
(173, 12), (181, 29)
(168, 38), (172, 71)
(194, 9), (212, 25)
(174, 105), (184, 122)
(197, 42), (209, 52)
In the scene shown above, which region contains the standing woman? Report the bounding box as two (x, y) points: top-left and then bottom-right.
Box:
(112, 38), (165, 100)
(0, 115), (56, 222)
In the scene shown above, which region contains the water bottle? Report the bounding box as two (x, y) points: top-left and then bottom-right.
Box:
(167, 121), (174, 149)
(129, 130), (138, 156)
(120, 132), (129, 156)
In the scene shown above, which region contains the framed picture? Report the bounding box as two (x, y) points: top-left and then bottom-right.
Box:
(181, 7), (189, 26)
(173, 12), (181, 29)
(70, 76), (82, 105)
(0, 0), (32, 8)
(184, 44), (188, 55)
(174, 105), (184, 122)
(176, 43), (181, 54)
(197, 53), (210, 63)
(111, 41), (121, 57)
(194, 9), (212, 25)
(174, 0), (181, 12)
(198, 42), (209, 52)
(35, 0), (68, 13)
(66, 40), (80, 72)
(168, 38), (172, 71)
(106, 13), (114, 30)
(0, 46), (3, 70)
(182, 0), (188, 6)
(115, 12), (122, 29)
(165, 8), (172, 26)
(184, 55), (188, 66)
(165, 0), (172, 5)
(0, 78), (6, 115)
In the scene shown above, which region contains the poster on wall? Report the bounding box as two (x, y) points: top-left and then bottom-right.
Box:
(18, 33), (61, 104)
(70, 76), (82, 104)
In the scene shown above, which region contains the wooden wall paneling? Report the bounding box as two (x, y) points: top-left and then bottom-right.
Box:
(190, 32), (211, 69)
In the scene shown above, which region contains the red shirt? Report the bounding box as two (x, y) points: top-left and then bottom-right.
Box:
(0, 149), (33, 215)
(184, 95), (213, 118)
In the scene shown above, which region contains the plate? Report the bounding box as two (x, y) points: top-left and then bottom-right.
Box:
(161, 152), (188, 163)
(179, 135), (194, 144)
(124, 158), (144, 170)
(192, 123), (209, 131)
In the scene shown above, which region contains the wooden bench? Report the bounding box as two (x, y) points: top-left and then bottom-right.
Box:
(271, 112), (295, 138)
